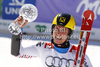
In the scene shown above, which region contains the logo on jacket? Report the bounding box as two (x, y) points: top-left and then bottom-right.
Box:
(45, 56), (88, 67)
(45, 56), (74, 67)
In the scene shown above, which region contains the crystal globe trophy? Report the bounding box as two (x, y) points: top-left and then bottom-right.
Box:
(8, 4), (38, 35)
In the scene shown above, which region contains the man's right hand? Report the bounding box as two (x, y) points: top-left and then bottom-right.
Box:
(14, 16), (28, 28)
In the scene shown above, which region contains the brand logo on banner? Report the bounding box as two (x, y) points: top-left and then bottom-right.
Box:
(76, 0), (100, 20)
(35, 25), (47, 33)
(2, 0), (36, 20)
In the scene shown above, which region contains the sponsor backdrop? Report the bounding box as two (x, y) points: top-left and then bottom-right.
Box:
(0, 0), (100, 40)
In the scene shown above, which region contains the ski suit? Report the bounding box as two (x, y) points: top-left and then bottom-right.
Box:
(11, 34), (93, 67)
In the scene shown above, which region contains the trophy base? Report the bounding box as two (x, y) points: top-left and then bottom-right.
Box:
(8, 22), (21, 35)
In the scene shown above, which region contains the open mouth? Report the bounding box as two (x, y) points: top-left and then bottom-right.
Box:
(55, 36), (62, 40)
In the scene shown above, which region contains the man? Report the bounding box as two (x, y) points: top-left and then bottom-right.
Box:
(11, 13), (93, 67)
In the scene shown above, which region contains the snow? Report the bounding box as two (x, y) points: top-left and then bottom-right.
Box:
(0, 33), (100, 67)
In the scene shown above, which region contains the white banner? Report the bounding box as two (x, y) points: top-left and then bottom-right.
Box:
(0, 19), (100, 41)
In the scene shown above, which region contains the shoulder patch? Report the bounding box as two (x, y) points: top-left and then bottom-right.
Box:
(44, 42), (54, 49)
(69, 45), (77, 52)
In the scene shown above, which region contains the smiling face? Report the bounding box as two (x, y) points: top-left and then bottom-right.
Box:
(53, 25), (69, 44)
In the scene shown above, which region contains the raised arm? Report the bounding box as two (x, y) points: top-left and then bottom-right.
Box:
(11, 16), (27, 56)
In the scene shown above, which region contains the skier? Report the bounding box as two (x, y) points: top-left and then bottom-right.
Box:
(11, 13), (93, 67)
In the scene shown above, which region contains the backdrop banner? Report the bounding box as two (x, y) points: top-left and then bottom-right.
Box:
(36, 0), (100, 28)
(2, 0), (100, 28)
(1, 0), (100, 40)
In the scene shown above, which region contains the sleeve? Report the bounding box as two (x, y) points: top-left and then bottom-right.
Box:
(11, 28), (23, 56)
(11, 33), (21, 56)
(83, 54), (93, 67)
